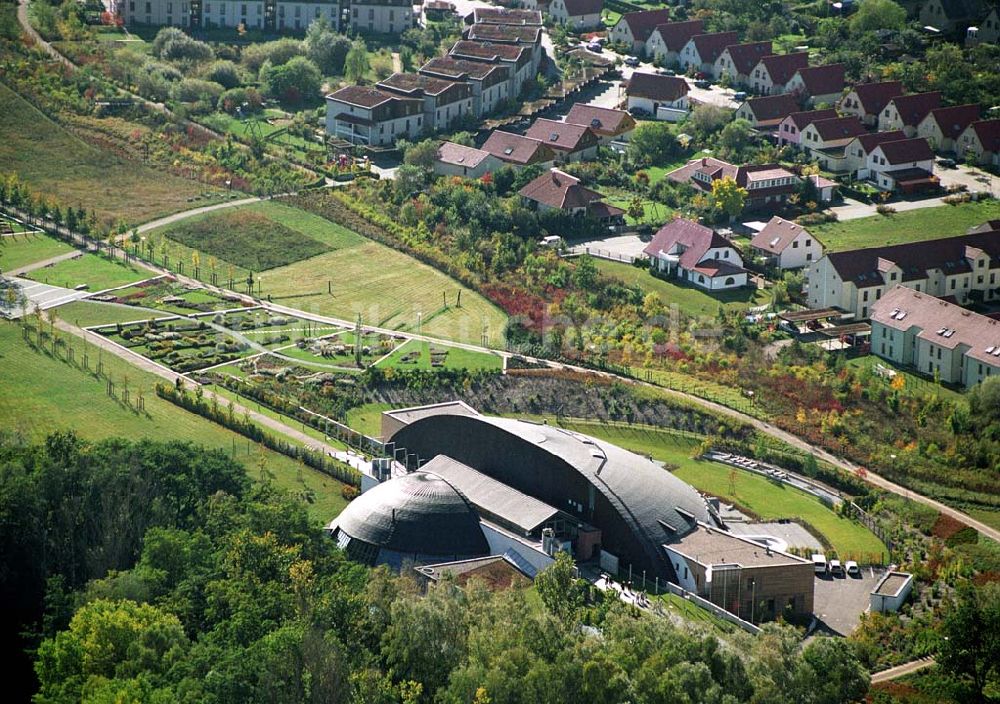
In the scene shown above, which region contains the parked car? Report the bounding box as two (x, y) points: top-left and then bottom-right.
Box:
(811, 554), (827, 574)
(937, 157), (957, 168)
(830, 559), (844, 577)
(656, 68), (676, 75)
(846, 561), (861, 577)
(623, 56), (640, 67)
(587, 41), (603, 52)
(733, 91), (747, 101)
(694, 79), (711, 89)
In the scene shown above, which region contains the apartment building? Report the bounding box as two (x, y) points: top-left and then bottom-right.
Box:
(325, 85), (423, 146)
(420, 56), (511, 117)
(377, 73), (474, 132)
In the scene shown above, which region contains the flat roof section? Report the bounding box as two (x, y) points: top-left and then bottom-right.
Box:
(780, 308), (842, 323)
(421, 455), (561, 533)
(666, 523), (811, 569)
(383, 400), (480, 427)
(873, 571), (912, 597)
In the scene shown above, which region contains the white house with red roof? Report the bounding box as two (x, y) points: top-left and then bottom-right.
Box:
(644, 19), (705, 65)
(916, 104), (981, 153)
(878, 92), (943, 137)
(956, 119), (1000, 166)
(838, 81), (904, 126)
(524, 118), (600, 163)
(625, 72), (690, 120)
(610, 8), (674, 53)
(643, 218), (748, 290)
(713, 41), (772, 86)
(749, 216), (823, 270)
(547, 0), (602, 30)
(783, 64), (845, 107)
(844, 130), (907, 178)
(677, 31), (738, 75)
(564, 104), (637, 143)
(749, 52), (809, 95)
(867, 138), (938, 192)
(434, 142), (504, 179)
(776, 109), (838, 147)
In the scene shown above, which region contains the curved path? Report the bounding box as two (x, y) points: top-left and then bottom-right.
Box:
(135, 197), (262, 234)
(870, 658), (936, 684)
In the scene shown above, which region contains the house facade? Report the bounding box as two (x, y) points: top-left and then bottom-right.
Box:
(750, 216), (822, 270)
(749, 52), (808, 95)
(783, 63), (845, 107)
(325, 86), (423, 146)
(843, 130), (907, 178)
(667, 157), (815, 211)
(806, 228), (1000, 318)
(678, 31), (738, 75)
(799, 116), (867, 171)
(449, 40), (535, 99)
(420, 57), (511, 117)
(920, 0), (987, 35)
(966, 7), (1000, 45)
(348, 0), (414, 34)
(776, 109), (838, 147)
(117, 0), (341, 30)
(643, 217), (748, 290)
(871, 285), (1000, 387)
(547, 0), (602, 30)
(878, 92), (943, 136)
(867, 138), (937, 192)
(434, 142), (504, 179)
(377, 73), (474, 133)
(915, 104), (981, 153)
(518, 168), (624, 225)
(524, 119), (600, 163)
(644, 19), (705, 65)
(564, 105), (637, 144)
(713, 41), (772, 87)
(956, 119), (1000, 165)
(464, 23), (544, 70)
(610, 8), (674, 53)
(482, 131), (557, 169)
(734, 93), (800, 129)
(838, 81), (904, 126)
(625, 72), (690, 120)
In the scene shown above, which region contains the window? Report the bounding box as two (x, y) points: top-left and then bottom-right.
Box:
(792, 240), (799, 249)
(805, 239), (811, 247)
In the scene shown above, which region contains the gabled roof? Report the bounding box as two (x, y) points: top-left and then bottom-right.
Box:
(924, 104), (981, 139)
(437, 142), (495, 168)
(719, 41), (772, 74)
(784, 108), (838, 130)
(872, 286), (1000, 368)
(825, 230), (1000, 290)
(650, 19), (705, 52)
(756, 52), (809, 86)
(887, 92), (942, 126)
(327, 85), (396, 108)
(853, 130), (907, 153)
(618, 8), (675, 42)
(643, 217), (734, 271)
(525, 118), (599, 153)
(471, 7), (543, 25)
(562, 0), (603, 16)
(750, 216), (814, 255)
(378, 73), (472, 102)
(518, 168), (606, 210)
(687, 31), (739, 64)
(450, 40), (531, 65)
(466, 23), (543, 44)
(741, 93), (801, 125)
(874, 137), (935, 164)
(967, 119), (1000, 151)
(564, 104), (636, 137)
(482, 131), (555, 165)
(625, 72), (689, 102)
(932, 0), (987, 21)
(790, 63), (845, 96)
(420, 56), (510, 82)
(809, 116), (867, 143)
(846, 81), (904, 114)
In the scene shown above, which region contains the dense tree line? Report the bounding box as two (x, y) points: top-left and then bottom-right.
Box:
(0, 433), (882, 703)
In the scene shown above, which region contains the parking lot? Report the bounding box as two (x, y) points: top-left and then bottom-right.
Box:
(812, 567), (884, 636)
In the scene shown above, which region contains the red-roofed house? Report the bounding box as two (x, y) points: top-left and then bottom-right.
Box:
(548, 0), (602, 30)
(784, 64), (846, 106)
(645, 19), (705, 65)
(749, 52), (809, 95)
(482, 131), (557, 169)
(750, 216), (823, 270)
(610, 8), (675, 53)
(666, 157), (820, 211)
(957, 119), (1000, 166)
(678, 31), (739, 75)
(799, 116), (867, 170)
(518, 168), (624, 225)
(735, 93), (801, 129)
(524, 118), (600, 162)
(878, 92), (943, 136)
(713, 41), (772, 86)
(777, 109), (838, 147)
(838, 81), (904, 126)
(917, 104), (982, 153)
(434, 142), (504, 178)
(625, 72), (690, 120)
(643, 218), (748, 290)
(449, 40), (535, 98)
(867, 138), (938, 192)
(564, 104), (637, 143)
(844, 130), (907, 178)
(420, 56), (511, 117)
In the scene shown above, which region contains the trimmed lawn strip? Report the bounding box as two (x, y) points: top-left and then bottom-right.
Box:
(24, 252), (149, 291)
(0, 231), (74, 271)
(0, 325), (347, 521)
(57, 300), (174, 327)
(847, 355), (966, 403)
(812, 200), (1000, 252)
(375, 338), (504, 371)
(594, 258), (772, 318)
(345, 402), (393, 438)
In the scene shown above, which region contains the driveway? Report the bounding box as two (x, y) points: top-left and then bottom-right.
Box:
(812, 567), (884, 636)
(936, 163), (999, 195)
(567, 232), (650, 261)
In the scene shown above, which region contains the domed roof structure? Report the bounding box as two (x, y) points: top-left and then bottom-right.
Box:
(326, 471), (490, 568)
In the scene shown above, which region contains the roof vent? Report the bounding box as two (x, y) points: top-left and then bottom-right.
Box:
(504, 147), (514, 155)
(550, 133), (559, 141)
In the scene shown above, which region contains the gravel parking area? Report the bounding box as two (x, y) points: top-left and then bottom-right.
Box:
(813, 567), (884, 636)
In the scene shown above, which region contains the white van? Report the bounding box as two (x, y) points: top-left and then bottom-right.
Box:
(830, 559), (844, 577)
(811, 554), (827, 574)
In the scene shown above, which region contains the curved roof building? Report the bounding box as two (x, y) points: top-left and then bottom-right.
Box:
(326, 470), (490, 568)
(387, 411), (720, 583)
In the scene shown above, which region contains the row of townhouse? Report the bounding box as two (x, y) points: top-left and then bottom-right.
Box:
(115, 0), (413, 34)
(326, 9), (544, 145)
(807, 226), (1000, 319)
(870, 284), (1000, 388)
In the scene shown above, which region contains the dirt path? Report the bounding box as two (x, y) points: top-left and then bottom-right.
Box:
(135, 196), (262, 234)
(8, 249), (83, 276)
(870, 658), (936, 684)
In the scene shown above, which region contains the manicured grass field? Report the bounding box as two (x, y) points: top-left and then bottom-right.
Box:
(594, 258), (772, 318)
(147, 201), (508, 347)
(0, 82), (218, 223)
(345, 402), (393, 439)
(56, 300), (174, 327)
(0, 325), (348, 522)
(25, 252), (150, 292)
(374, 339), (504, 371)
(524, 417), (886, 560)
(812, 200), (1000, 252)
(605, 196), (672, 227)
(0, 232), (75, 271)
(847, 355), (966, 403)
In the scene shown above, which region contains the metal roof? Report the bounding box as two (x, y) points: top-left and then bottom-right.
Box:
(421, 455), (560, 533)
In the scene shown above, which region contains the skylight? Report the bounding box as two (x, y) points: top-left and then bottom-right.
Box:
(504, 147), (514, 155)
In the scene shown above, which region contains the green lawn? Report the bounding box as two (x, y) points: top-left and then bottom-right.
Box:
(638, 150), (711, 185)
(594, 258), (772, 318)
(374, 339), (504, 371)
(520, 417), (886, 561)
(0, 231), (75, 271)
(56, 300), (174, 327)
(147, 201), (508, 347)
(646, 369), (768, 419)
(812, 200), (1000, 252)
(345, 402), (393, 439)
(0, 81), (219, 224)
(847, 356), (966, 403)
(0, 324), (348, 522)
(605, 196), (672, 227)
(24, 252), (150, 292)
